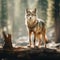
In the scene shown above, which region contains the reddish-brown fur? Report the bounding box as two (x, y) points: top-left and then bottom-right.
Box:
(25, 8), (48, 48)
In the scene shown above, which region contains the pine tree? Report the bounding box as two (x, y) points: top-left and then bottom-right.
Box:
(54, 0), (60, 42)
(46, 0), (55, 28)
(37, 0), (48, 20)
(7, 0), (15, 39)
(13, 0), (28, 39)
(1, 0), (8, 29)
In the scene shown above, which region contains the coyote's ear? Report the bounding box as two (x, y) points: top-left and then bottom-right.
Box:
(26, 8), (29, 13)
(33, 8), (36, 13)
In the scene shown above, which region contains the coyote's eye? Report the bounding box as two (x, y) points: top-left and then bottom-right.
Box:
(27, 14), (30, 16)
(32, 14), (36, 16)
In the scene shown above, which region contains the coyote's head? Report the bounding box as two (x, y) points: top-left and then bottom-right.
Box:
(25, 8), (37, 26)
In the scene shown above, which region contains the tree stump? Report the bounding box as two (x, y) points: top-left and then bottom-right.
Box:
(2, 31), (13, 50)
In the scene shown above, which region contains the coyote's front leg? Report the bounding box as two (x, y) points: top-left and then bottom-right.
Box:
(43, 34), (47, 48)
(38, 34), (42, 48)
(29, 31), (32, 47)
(34, 32), (36, 47)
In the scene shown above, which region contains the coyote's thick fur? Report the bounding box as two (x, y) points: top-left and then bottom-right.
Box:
(25, 8), (48, 48)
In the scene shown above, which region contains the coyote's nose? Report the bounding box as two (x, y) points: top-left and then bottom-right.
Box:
(30, 17), (31, 19)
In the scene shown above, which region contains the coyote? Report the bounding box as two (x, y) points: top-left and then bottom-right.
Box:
(25, 8), (48, 48)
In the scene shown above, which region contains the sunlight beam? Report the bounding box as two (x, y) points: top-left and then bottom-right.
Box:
(27, 0), (38, 9)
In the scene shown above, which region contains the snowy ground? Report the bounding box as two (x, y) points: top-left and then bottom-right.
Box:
(12, 27), (56, 48)
(0, 27), (60, 52)
(0, 35), (60, 52)
(11, 36), (60, 50)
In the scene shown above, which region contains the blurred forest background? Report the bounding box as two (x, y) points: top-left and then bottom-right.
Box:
(0, 0), (60, 47)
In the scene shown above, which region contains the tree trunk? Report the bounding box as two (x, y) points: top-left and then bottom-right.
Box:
(54, 0), (60, 42)
(1, 0), (8, 28)
(46, 0), (55, 28)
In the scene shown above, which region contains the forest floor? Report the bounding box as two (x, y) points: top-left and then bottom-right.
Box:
(0, 46), (60, 60)
(0, 27), (60, 60)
